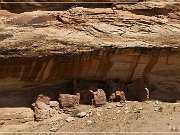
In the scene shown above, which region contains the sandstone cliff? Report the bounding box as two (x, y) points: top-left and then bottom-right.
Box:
(0, 1), (180, 106)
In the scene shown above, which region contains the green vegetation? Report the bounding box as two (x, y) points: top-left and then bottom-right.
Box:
(70, 109), (81, 117)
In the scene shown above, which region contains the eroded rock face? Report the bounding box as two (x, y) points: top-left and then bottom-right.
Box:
(0, 0), (180, 106)
(0, 0), (140, 13)
(127, 79), (149, 101)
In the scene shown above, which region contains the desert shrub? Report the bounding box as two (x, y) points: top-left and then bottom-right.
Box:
(70, 109), (81, 117)
(158, 107), (163, 112)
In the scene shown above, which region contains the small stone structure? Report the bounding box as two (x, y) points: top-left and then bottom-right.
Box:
(106, 80), (126, 102)
(90, 89), (107, 107)
(32, 94), (60, 121)
(73, 80), (107, 106)
(58, 93), (80, 108)
(31, 79), (149, 121)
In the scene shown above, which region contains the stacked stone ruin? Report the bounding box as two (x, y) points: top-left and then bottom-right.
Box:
(32, 94), (60, 121)
(32, 79), (149, 121)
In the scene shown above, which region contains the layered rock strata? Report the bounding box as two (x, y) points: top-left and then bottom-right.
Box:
(0, 0), (179, 111)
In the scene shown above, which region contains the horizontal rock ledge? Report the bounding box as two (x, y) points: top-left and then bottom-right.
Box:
(0, 47), (179, 91)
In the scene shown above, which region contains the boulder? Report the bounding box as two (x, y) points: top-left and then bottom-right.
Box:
(50, 101), (60, 111)
(76, 112), (86, 118)
(66, 117), (75, 122)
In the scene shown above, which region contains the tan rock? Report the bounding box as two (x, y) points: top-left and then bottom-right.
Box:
(91, 89), (107, 107)
(50, 101), (60, 111)
(37, 94), (50, 105)
(0, 108), (34, 124)
(59, 93), (80, 108)
(33, 94), (60, 121)
(107, 80), (126, 102)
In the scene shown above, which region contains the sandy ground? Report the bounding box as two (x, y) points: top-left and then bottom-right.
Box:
(0, 101), (180, 134)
